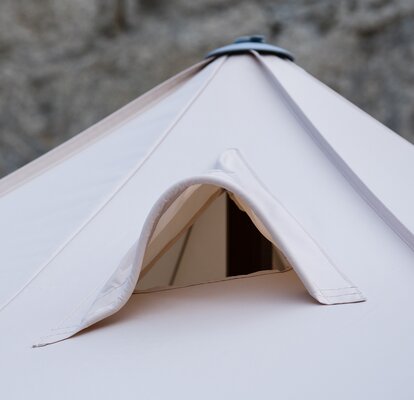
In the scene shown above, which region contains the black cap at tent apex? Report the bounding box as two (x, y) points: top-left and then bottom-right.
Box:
(205, 35), (294, 61)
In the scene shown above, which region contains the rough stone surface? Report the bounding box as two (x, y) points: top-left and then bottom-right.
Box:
(0, 0), (413, 177)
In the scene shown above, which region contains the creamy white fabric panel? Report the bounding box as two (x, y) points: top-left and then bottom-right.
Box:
(0, 62), (217, 308)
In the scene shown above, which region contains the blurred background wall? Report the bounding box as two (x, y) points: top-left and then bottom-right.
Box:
(0, 0), (413, 177)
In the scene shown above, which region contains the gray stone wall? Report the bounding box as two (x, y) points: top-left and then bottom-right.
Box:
(0, 0), (413, 177)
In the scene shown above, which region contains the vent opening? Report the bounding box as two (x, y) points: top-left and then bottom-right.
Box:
(136, 184), (291, 292)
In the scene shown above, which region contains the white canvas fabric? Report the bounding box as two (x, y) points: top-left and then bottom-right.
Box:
(0, 49), (414, 398)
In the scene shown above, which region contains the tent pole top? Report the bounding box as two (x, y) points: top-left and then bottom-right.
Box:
(205, 35), (295, 61)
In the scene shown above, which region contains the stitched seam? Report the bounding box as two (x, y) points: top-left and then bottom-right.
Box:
(45, 242), (138, 334)
(320, 288), (360, 293)
(323, 292), (362, 298)
(252, 51), (414, 252)
(319, 287), (357, 291)
(37, 275), (136, 344)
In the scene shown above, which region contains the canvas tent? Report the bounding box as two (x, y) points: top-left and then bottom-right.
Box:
(1, 36), (414, 399)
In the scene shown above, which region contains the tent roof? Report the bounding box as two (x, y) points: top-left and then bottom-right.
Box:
(0, 44), (414, 398)
(2, 269), (414, 399)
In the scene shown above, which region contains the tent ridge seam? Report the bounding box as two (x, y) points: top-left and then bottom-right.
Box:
(0, 57), (227, 316)
(0, 58), (212, 199)
(251, 51), (414, 253)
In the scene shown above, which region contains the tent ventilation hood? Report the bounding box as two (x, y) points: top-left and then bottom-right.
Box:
(205, 35), (295, 61)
